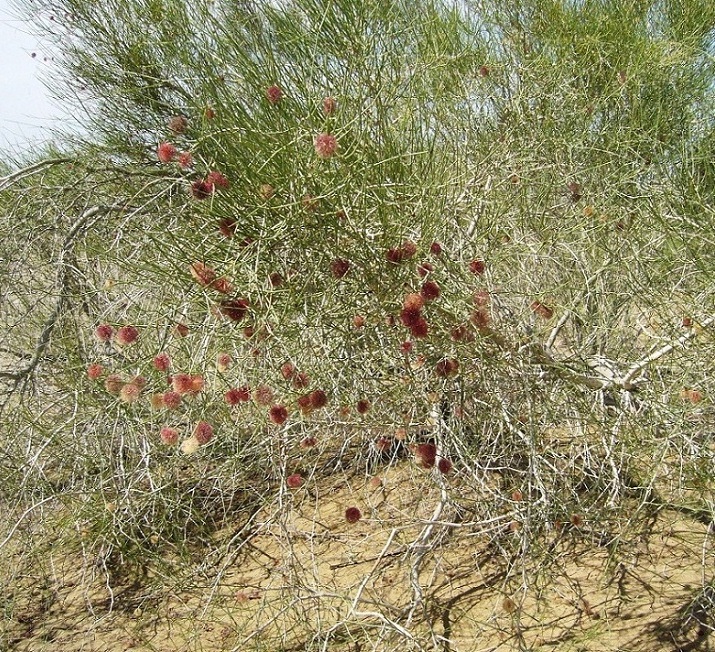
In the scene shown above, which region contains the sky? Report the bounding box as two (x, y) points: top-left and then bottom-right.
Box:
(0, 0), (61, 154)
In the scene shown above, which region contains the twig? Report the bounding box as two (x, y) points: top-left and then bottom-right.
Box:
(405, 475), (450, 626)
(0, 204), (124, 389)
(618, 315), (715, 389)
(0, 496), (56, 551)
(0, 158), (72, 192)
(545, 311), (570, 353)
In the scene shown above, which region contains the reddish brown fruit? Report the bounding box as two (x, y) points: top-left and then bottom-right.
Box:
(193, 421), (214, 445)
(330, 258), (351, 278)
(415, 443), (437, 469)
(280, 362), (296, 381)
(309, 390), (328, 409)
(286, 473), (303, 489)
(219, 298), (250, 322)
(269, 405), (289, 425)
(420, 280), (440, 301)
(409, 318), (429, 339)
(403, 293), (424, 312)
(437, 458), (453, 474)
(469, 259), (486, 275)
(530, 301), (554, 320)
(417, 261), (434, 278)
(286, 473), (303, 488)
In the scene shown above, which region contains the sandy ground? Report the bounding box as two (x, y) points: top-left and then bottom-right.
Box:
(2, 457), (713, 652)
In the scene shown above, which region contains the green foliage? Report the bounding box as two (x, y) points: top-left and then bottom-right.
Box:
(2, 0), (715, 643)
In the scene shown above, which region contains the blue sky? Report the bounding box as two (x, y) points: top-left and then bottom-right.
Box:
(0, 0), (60, 154)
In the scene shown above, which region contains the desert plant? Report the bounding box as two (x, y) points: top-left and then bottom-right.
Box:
(2, 0), (715, 649)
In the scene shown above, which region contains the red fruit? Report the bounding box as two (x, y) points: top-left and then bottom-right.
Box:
(254, 385), (274, 406)
(429, 241), (443, 256)
(189, 374), (204, 395)
(266, 84), (283, 104)
(292, 372), (310, 389)
(435, 358), (459, 377)
(478, 65), (489, 77)
(206, 170), (229, 190)
(417, 262), (434, 278)
(269, 405), (289, 425)
(400, 308), (422, 328)
(330, 258), (350, 278)
(172, 374), (193, 395)
(345, 507), (362, 524)
(297, 394), (313, 413)
(115, 325), (139, 346)
(386, 247), (403, 264)
(280, 362), (296, 380)
(190, 179), (213, 199)
(322, 96), (337, 115)
(401, 240), (417, 259)
(153, 352), (171, 372)
(213, 274), (234, 293)
(469, 259), (486, 275)
(131, 375), (147, 389)
(190, 262), (217, 286)
(356, 399), (371, 414)
(87, 363), (104, 380)
(219, 298), (250, 322)
(160, 427), (179, 445)
(530, 301), (554, 320)
(157, 142), (177, 163)
(177, 151), (193, 169)
(352, 315), (365, 329)
(375, 437), (392, 452)
(403, 293), (424, 312)
(225, 387), (250, 405)
(400, 340), (413, 354)
(168, 115), (188, 134)
(162, 391), (182, 409)
(216, 352), (232, 372)
(174, 322), (189, 338)
(314, 133), (338, 159)
(470, 308), (490, 330)
(473, 289), (490, 306)
(438, 458), (453, 474)
(415, 443), (437, 468)
(104, 374), (124, 395)
(286, 473), (303, 488)
(420, 280), (440, 301)
(450, 324), (474, 342)
(94, 323), (114, 342)
(309, 390), (328, 409)
(409, 318), (429, 339)
(269, 272), (284, 287)
(119, 382), (141, 403)
(218, 218), (236, 238)
(193, 421), (214, 445)
(680, 388), (703, 404)
(300, 436), (317, 449)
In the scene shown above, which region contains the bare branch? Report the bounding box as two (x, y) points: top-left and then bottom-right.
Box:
(0, 204), (124, 388)
(0, 158), (72, 193)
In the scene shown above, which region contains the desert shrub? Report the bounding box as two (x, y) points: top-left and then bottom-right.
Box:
(2, 0), (715, 647)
